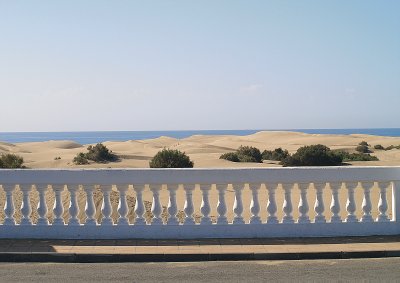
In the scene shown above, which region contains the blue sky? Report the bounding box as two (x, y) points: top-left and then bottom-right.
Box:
(0, 1), (399, 131)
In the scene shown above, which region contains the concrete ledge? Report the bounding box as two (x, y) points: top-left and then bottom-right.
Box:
(0, 250), (399, 263)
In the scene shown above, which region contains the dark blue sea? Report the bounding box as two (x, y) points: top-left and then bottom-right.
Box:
(0, 129), (399, 144)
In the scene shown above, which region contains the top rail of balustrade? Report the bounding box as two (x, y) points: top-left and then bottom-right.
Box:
(0, 166), (400, 186)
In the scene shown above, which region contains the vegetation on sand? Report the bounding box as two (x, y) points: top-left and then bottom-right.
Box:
(0, 154), (25, 168)
(73, 143), (118, 165)
(149, 149), (194, 168)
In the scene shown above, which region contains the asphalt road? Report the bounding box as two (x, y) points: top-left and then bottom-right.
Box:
(0, 258), (399, 282)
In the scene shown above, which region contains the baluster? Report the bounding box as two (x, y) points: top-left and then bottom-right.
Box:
(167, 184), (179, 225)
(216, 184), (228, 224)
(53, 185), (65, 225)
(233, 183), (245, 224)
(150, 184), (163, 225)
(266, 183), (279, 224)
(84, 185), (97, 225)
(3, 185), (15, 225)
(68, 185), (80, 226)
(134, 184), (146, 225)
(183, 184), (196, 225)
(249, 183), (261, 224)
(20, 185), (32, 225)
(298, 183), (310, 223)
(361, 182), (374, 222)
(117, 184), (130, 225)
(282, 183), (294, 223)
(200, 184), (212, 225)
(345, 182), (358, 223)
(101, 185), (113, 225)
(330, 182), (342, 223)
(37, 184), (49, 225)
(314, 183), (326, 223)
(377, 182), (390, 222)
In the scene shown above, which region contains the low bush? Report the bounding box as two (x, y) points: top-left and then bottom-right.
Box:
(280, 144), (343, 167)
(359, 141), (369, 147)
(334, 151), (379, 162)
(385, 145), (400, 150)
(149, 149), (194, 168)
(73, 143), (117, 165)
(374, 145), (384, 150)
(355, 144), (370, 153)
(262, 148), (289, 161)
(0, 154), (25, 168)
(219, 152), (240, 162)
(236, 146), (262, 163)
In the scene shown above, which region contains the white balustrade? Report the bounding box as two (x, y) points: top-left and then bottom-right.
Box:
(134, 184), (146, 225)
(84, 185), (97, 225)
(37, 184), (49, 225)
(216, 184), (228, 224)
(377, 182), (390, 222)
(167, 184), (179, 225)
(314, 183), (326, 223)
(361, 182), (374, 222)
(345, 182), (358, 223)
(183, 184), (195, 225)
(330, 182), (342, 223)
(282, 183), (294, 223)
(150, 184), (163, 225)
(200, 184), (212, 225)
(68, 185), (80, 226)
(249, 183), (261, 224)
(298, 183), (310, 223)
(266, 183), (279, 224)
(0, 167), (399, 239)
(232, 183), (244, 224)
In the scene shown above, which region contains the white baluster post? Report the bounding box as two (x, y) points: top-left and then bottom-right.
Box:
(200, 184), (212, 225)
(377, 182), (390, 222)
(392, 181), (400, 222)
(150, 184), (163, 225)
(37, 184), (49, 225)
(330, 182), (342, 223)
(3, 185), (15, 225)
(282, 183), (294, 223)
(361, 182), (374, 222)
(298, 183), (310, 223)
(68, 185), (80, 226)
(314, 183), (326, 223)
(266, 183), (279, 224)
(167, 184), (179, 225)
(20, 185), (32, 225)
(183, 184), (196, 225)
(232, 183), (245, 224)
(134, 184), (146, 225)
(84, 185), (97, 225)
(101, 185), (113, 225)
(117, 184), (130, 225)
(345, 182), (358, 223)
(216, 184), (228, 225)
(249, 183), (261, 224)
(53, 185), (65, 225)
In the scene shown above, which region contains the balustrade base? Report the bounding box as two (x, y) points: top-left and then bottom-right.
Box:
(0, 222), (398, 240)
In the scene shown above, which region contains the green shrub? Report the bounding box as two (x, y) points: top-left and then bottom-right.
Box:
(73, 143), (117, 165)
(281, 145), (342, 167)
(385, 145), (400, 150)
(220, 152), (240, 162)
(374, 145), (384, 150)
(334, 151), (379, 161)
(73, 152), (89, 165)
(236, 146), (262, 163)
(359, 141), (369, 147)
(0, 154), (25, 168)
(149, 149), (194, 168)
(355, 144), (370, 153)
(262, 148), (289, 161)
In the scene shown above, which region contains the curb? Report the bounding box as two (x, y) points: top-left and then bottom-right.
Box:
(0, 251), (399, 263)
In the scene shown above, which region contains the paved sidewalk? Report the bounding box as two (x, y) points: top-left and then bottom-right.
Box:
(0, 236), (399, 262)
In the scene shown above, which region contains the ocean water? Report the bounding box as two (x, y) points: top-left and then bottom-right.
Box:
(0, 128), (399, 144)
